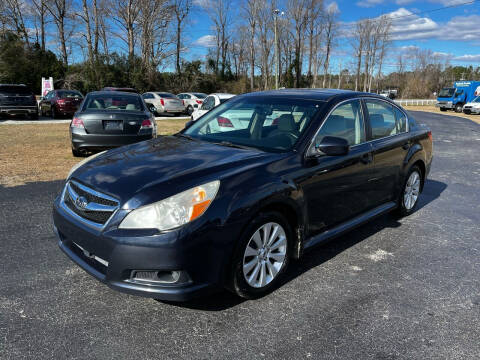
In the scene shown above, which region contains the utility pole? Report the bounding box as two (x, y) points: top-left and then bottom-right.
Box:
(273, 9), (284, 90)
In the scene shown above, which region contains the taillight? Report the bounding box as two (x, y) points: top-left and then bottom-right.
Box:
(217, 116), (233, 127)
(182, 100), (185, 106)
(428, 131), (432, 142)
(160, 99), (165, 106)
(196, 100), (203, 104)
(141, 119), (153, 129)
(71, 117), (84, 128)
(57, 99), (66, 105)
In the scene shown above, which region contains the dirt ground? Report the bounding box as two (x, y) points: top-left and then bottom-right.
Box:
(0, 119), (187, 187)
(404, 105), (480, 125)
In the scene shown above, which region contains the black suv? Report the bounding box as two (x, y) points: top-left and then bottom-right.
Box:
(0, 84), (38, 119)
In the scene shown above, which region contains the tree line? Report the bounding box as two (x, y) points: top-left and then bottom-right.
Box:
(1, 0), (479, 97)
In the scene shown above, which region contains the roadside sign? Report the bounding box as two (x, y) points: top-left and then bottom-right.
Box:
(41, 77), (54, 96)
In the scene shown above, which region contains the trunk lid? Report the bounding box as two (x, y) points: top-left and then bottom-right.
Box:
(81, 111), (148, 135)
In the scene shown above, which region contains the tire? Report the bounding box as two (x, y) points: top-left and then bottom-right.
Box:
(187, 105), (193, 115)
(72, 148), (84, 157)
(51, 107), (56, 119)
(29, 112), (39, 120)
(397, 165), (422, 217)
(228, 211), (292, 299)
(455, 103), (463, 113)
(440, 107), (447, 112)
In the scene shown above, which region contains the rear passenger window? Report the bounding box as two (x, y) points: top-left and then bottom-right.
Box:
(315, 100), (365, 146)
(365, 100), (400, 140)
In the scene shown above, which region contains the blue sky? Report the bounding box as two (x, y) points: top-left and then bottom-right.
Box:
(184, 0), (480, 72)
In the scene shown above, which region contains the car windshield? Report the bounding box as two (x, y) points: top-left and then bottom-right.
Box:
(83, 93), (144, 111)
(0, 86), (33, 96)
(183, 96), (323, 152)
(192, 93), (207, 98)
(438, 88), (455, 97)
(58, 90), (82, 99)
(157, 93), (176, 98)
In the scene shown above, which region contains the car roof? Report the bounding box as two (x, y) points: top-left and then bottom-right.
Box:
(0, 84), (28, 87)
(87, 91), (141, 96)
(241, 88), (382, 102)
(212, 93), (235, 99)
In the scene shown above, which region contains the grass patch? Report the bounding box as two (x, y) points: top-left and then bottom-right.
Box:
(0, 119), (187, 187)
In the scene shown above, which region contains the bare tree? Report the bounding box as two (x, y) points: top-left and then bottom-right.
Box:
(243, 0), (259, 90)
(172, 0), (192, 74)
(306, 0), (323, 83)
(111, 0), (141, 61)
(322, 3), (338, 88)
(288, 0), (309, 87)
(30, 0), (49, 50)
(4, 0), (30, 44)
(45, 0), (73, 65)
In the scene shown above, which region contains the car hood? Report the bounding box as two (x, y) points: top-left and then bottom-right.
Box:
(70, 136), (280, 207)
(465, 102), (480, 106)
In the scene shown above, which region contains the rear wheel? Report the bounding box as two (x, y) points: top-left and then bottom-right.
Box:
(51, 107), (57, 119)
(187, 105), (193, 115)
(397, 165), (422, 216)
(29, 112), (38, 120)
(229, 212), (291, 299)
(455, 103), (463, 113)
(71, 148), (84, 157)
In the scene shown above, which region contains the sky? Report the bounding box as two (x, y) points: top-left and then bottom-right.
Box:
(183, 0), (480, 73)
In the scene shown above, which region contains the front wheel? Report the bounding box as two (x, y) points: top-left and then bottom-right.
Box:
(440, 107), (447, 112)
(455, 103), (463, 113)
(397, 166), (422, 216)
(229, 212), (291, 299)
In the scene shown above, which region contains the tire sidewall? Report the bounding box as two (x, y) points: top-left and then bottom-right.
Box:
(398, 165), (422, 216)
(230, 211), (292, 299)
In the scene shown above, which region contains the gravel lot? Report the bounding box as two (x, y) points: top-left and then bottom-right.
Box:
(1, 111), (479, 359)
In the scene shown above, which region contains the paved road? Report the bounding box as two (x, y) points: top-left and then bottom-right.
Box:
(1, 112), (479, 359)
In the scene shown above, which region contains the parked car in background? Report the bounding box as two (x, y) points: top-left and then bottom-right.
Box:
(436, 81), (480, 112)
(102, 87), (138, 93)
(462, 96), (480, 114)
(69, 91), (156, 157)
(142, 92), (184, 116)
(40, 90), (84, 119)
(0, 84), (38, 119)
(191, 93), (235, 120)
(177, 92), (208, 115)
(53, 89), (433, 301)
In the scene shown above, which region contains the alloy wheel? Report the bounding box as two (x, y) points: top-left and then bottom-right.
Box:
(242, 222), (287, 288)
(404, 171), (420, 210)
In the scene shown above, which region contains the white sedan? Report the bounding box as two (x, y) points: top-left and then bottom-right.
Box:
(142, 92), (185, 116)
(463, 96), (480, 114)
(191, 93), (235, 121)
(177, 92), (208, 115)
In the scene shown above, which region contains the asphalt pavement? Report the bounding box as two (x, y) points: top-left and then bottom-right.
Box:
(1, 111), (479, 359)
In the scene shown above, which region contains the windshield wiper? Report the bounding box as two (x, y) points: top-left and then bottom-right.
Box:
(175, 133), (197, 141)
(214, 141), (256, 150)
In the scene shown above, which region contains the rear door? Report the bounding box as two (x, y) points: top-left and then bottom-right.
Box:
(364, 98), (409, 204)
(301, 99), (376, 235)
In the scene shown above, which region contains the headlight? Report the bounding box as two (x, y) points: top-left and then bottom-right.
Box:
(67, 150), (107, 179)
(119, 180), (220, 231)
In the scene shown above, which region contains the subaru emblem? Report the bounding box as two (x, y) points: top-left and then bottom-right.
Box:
(75, 196), (88, 210)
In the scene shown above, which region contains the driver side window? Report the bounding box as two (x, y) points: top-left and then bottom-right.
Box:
(314, 100), (366, 148)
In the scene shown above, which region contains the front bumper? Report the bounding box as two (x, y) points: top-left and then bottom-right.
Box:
(52, 195), (231, 301)
(71, 130), (154, 151)
(463, 106), (480, 114)
(435, 102), (453, 109)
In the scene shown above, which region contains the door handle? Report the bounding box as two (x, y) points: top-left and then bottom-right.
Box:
(360, 153), (373, 164)
(402, 142), (410, 150)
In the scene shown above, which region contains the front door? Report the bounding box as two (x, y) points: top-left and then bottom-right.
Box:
(300, 99), (376, 236)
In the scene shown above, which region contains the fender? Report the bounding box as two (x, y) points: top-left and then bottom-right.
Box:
(404, 142), (423, 168)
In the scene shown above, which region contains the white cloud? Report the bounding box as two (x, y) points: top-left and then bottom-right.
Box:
(454, 54), (480, 62)
(396, 0), (415, 4)
(326, 1), (340, 13)
(356, 0), (384, 8)
(192, 35), (216, 48)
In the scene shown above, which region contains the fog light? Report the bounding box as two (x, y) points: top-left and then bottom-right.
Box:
(130, 270), (189, 285)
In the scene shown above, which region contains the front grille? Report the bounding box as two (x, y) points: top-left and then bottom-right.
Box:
(62, 181), (119, 227)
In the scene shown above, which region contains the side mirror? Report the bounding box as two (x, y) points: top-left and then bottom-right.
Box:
(313, 136), (349, 156)
(184, 120), (194, 129)
(148, 104), (156, 113)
